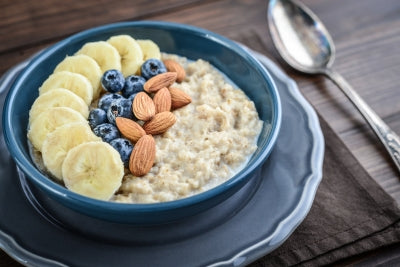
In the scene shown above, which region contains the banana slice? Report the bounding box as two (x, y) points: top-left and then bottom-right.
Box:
(27, 107), (87, 152)
(76, 41), (122, 73)
(107, 35), (143, 77)
(54, 54), (103, 99)
(39, 71), (93, 105)
(42, 122), (101, 181)
(29, 88), (89, 122)
(137, 39), (161, 60)
(62, 141), (124, 200)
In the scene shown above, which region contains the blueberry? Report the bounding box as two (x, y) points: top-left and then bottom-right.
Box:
(141, 59), (167, 80)
(93, 123), (120, 143)
(110, 138), (133, 166)
(121, 75), (146, 98)
(101, 69), (125, 93)
(88, 108), (107, 129)
(119, 98), (136, 120)
(128, 92), (138, 102)
(98, 93), (123, 112)
(107, 101), (124, 125)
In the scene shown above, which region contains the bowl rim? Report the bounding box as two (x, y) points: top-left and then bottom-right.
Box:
(2, 20), (282, 212)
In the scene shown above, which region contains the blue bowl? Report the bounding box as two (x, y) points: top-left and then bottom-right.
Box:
(2, 21), (281, 224)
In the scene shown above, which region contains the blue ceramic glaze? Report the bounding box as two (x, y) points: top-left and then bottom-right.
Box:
(2, 21), (281, 224)
(0, 48), (324, 266)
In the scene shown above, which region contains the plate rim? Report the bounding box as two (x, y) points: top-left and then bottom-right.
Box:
(227, 48), (325, 265)
(0, 46), (324, 267)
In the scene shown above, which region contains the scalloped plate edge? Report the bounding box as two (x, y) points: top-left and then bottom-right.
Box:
(0, 47), (324, 267)
(207, 47), (325, 266)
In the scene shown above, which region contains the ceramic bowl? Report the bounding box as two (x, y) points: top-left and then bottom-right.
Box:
(2, 21), (281, 224)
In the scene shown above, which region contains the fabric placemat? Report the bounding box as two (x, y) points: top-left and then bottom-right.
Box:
(236, 31), (400, 266)
(250, 115), (400, 266)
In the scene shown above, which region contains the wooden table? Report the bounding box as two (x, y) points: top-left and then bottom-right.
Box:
(1, 0), (399, 265)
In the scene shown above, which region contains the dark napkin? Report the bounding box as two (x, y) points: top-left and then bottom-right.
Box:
(250, 116), (400, 266)
(235, 31), (400, 266)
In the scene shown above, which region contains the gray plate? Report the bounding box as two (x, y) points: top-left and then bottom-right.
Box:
(0, 48), (324, 267)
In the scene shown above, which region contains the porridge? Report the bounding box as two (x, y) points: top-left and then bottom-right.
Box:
(114, 55), (263, 203)
(27, 35), (263, 202)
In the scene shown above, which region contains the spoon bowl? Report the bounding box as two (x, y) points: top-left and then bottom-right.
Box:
(268, 0), (400, 173)
(268, 0), (335, 73)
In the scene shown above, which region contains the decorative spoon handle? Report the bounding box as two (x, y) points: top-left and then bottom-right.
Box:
(324, 68), (400, 172)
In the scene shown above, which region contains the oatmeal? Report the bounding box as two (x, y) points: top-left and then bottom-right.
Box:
(113, 55), (263, 203)
(28, 35), (264, 202)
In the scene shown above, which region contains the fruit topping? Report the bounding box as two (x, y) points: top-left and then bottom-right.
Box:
(98, 93), (123, 112)
(107, 101), (124, 125)
(76, 41), (122, 73)
(39, 71), (94, 105)
(42, 122), (101, 181)
(88, 108), (108, 129)
(107, 35), (143, 77)
(62, 141), (124, 201)
(119, 98), (136, 120)
(93, 123), (120, 143)
(29, 88), (89, 120)
(28, 35), (193, 198)
(122, 75), (145, 98)
(54, 54), (102, 98)
(137, 40), (161, 60)
(101, 69), (125, 93)
(28, 107), (87, 152)
(128, 92), (138, 102)
(110, 138), (134, 167)
(141, 59), (167, 80)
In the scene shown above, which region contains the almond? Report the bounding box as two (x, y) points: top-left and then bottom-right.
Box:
(115, 117), (146, 142)
(129, 135), (156, 177)
(133, 92), (155, 121)
(143, 72), (177, 93)
(143, 111), (176, 135)
(169, 87), (192, 109)
(153, 87), (171, 113)
(163, 59), (186, 82)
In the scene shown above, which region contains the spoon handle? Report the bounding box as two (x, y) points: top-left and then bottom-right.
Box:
(324, 68), (400, 172)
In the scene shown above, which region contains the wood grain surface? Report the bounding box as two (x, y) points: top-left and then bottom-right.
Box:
(1, 0), (399, 266)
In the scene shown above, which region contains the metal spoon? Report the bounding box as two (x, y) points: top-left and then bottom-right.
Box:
(267, 0), (400, 173)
